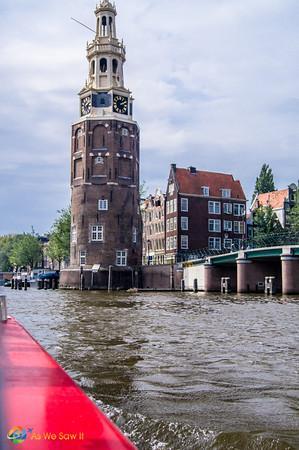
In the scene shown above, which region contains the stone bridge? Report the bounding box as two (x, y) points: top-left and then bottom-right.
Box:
(183, 245), (299, 294)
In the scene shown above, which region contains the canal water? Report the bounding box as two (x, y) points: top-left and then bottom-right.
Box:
(5, 289), (299, 450)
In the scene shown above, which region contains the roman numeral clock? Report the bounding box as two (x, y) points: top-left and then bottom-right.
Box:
(60, 0), (141, 290)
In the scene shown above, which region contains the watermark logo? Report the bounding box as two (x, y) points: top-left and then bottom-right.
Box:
(7, 426), (28, 445)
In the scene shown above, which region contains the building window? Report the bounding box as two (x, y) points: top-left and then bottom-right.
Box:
(98, 199), (108, 210)
(181, 198), (188, 212)
(234, 221), (245, 234)
(181, 235), (189, 250)
(209, 237), (221, 250)
(100, 58), (107, 73)
(202, 186), (210, 196)
(166, 202), (170, 214)
(234, 203), (245, 216)
(208, 219), (221, 232)
(223, 220), (232, 231)
(221, 189), (231, 198)
(116, 250), (127, 266)
(166, 237), (170, 250)
(121, 128), (129, 136)
(233, 238), (242, 250)
(166, 219), (170, 232)
(173, 236), (177, 250)
(91, 225), (104, 242)
(173, 217), (177, 230)
(112, 59), (118, 74)
(181, 216), (188, 230)
(168, 183), (175, 195)
(71, 225), (77, 244)
(132, 227), (137, 244)
(223, 238), (232, 249)
(208, 201), (221, 214)
(79, 250), (86, 266)
(224, 203), (232, 214)
(173, 198), (177, 212)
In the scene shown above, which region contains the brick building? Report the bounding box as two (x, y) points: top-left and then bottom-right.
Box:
(60, 1), (141, 289)
(141, 189), (165, 265)
(165, 164), (247, 261)
(250, 184), (298, 228)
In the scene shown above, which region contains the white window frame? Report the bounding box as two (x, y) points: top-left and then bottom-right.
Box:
(208, 201), (221, 214)
(91, 225), (104, 242)
(98, 199), (108, 211)
(116, 250), (127, 266)
(208, 219), (221, 232)
(173, 198), (177, 212)
(223, 220), (232, 231)
(233, 221), (245, 234)
(223, 238), (233, 249)
(221, 189), (231, 198)
(168, 183), (175, 195)
(173, 236), (177, 250)
(201, 186), (210, 196)
(224, 203), (232, 214)
(234, 203), (245, 216)
(181, 216), (189, 231)
(166, 237), (170, 250)
(181, 235), (189, 250)
(181, 198), (188, 212)
(79, 250), (86, 266)
(209, 237), (221, 250)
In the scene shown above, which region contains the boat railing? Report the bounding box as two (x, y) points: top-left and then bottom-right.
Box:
(0, 294), (8, 322)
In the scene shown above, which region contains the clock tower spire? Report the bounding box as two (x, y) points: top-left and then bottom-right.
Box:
(80, 0), (132, 118)
(60, 1), (141, 290)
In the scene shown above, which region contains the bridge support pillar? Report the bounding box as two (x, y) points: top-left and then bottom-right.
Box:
(204, 262), (220, 292)
(281, 255), (299, 295)
(237, 257), (253, 293)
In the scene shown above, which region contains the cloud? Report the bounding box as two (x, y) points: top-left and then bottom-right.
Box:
(0, 0), (298, 234)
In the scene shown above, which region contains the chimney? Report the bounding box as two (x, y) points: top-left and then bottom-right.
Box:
(171, 163), (176, 172)
(188, 166), (196, 174)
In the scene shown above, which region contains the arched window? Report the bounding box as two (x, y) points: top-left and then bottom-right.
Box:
(75, 128), (83, 151)
(112, 59), (118, 74)
(102, 16), (107, 26)
(101, 16), (107, 36)
(109, 17), (113, 33)
(100, 58), (107, 73)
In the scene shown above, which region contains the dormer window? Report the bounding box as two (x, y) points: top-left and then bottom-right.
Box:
(201, 186), (209, 197)
(221, 189), (231, 198)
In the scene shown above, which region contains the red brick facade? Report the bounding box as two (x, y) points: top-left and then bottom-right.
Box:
(165, 165), (247, 261)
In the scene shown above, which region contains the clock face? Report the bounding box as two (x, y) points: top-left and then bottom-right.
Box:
(113, 95), (128, 115)
(81, 96), (92, 116)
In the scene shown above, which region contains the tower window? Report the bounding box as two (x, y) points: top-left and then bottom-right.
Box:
(91, 60), (95, 75)
(100, 58), (107, 73)
(91, 225), (104, 242)
(112, 59), (118, 74)
(102, 16), (107, 36)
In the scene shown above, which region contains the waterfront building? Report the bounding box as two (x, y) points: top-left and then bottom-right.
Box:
(250, 184), (298, 228)
(141, 189), (166, 265)
(165, 164), (247, 262)
(61, 1), (141, 289)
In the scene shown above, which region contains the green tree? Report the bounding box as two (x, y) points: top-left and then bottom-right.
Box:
(9, 234), (42, 269)
(288, 205), (299, 231)
(0, 235), (20, 271)
(47, 208), (71, 270)
(252, 164), (275, 201)
(253, 206), (283, 239)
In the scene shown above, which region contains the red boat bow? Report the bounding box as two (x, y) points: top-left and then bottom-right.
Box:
(0, 317), (137, 449)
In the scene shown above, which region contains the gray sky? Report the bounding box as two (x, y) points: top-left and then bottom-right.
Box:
(0, 0), (298, 235)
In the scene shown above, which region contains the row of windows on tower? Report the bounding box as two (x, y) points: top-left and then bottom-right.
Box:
(97, 16), (114, 37)
(91, 58), (118, 75)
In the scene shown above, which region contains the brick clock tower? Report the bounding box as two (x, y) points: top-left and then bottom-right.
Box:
(61, 1), (141, 289)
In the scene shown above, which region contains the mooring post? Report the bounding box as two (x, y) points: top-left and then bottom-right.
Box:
(24, 278), (28, 291)
(0, 294), (8, 322)
(181, 279), (185, 292)
(108, 265), (112, 292)
(193, 278), (198, 293)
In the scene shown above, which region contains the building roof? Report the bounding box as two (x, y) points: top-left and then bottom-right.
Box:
(174, 168), (246, 200)
(255, 189), (289, 210)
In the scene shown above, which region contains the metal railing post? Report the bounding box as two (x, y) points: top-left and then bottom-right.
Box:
(0, 295), (8, 322)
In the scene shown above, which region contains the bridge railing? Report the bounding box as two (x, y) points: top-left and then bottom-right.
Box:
(176, 231), (299, 263)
